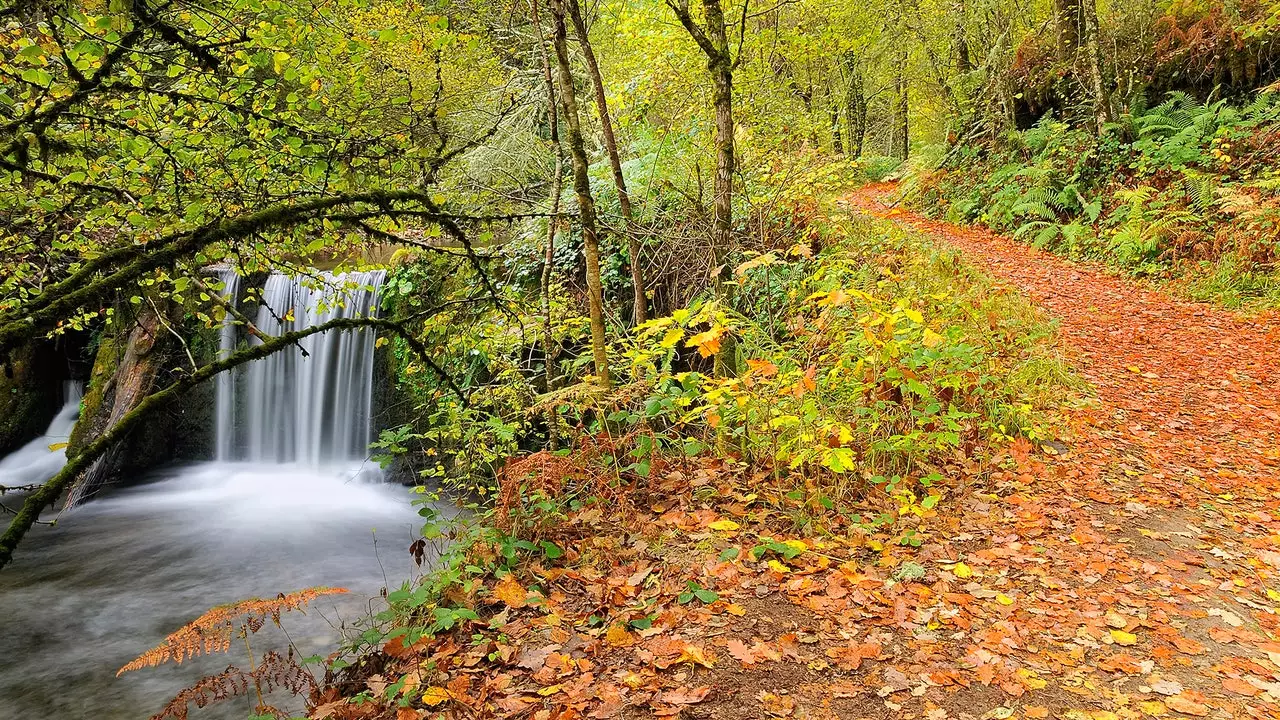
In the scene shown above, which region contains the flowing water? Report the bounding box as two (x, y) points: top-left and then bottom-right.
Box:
(0, 271), (429, 720)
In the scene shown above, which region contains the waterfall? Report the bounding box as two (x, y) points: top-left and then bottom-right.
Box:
(215, 270), (386, 466)
(212, 267), (241, 462)
(0, 382), (83, 490)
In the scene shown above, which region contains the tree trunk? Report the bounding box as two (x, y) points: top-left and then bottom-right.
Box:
(952, 0), (971, 73)
(828, 82), (843, 155)
(550, 0), (611, 389)
(530, 0), (565, 446)
(895, 57), (910, 160)
(1079, 0), (1112, 132)
(1054, 0), (1081, 62)
(565, 0), (648, 325)
(844, 54), (866, 157)
(667, 0), (738, 376)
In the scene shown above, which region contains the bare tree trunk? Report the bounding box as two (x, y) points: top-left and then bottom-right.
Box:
(550, 0), (610, 389)
(1080, 0), (1112, 132)
(896, 53), (910, 160)
(530, 0), (565, 445)
(828, 82), (843, 154)
(565, 0), (648, 325)
(667, 0), (740, 376)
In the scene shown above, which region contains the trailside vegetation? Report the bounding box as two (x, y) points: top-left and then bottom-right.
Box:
(3, 0), (1280, 717)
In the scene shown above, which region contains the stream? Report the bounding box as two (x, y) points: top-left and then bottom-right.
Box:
(0, 270), (431, 719)
(0, 462), (424, 719)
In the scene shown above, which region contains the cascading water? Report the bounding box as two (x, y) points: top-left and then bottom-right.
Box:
(0, 381), (82, 490)
(223, 270), (386, 465)
(0, 268), (434, 720)
(212, 267), (241, 462)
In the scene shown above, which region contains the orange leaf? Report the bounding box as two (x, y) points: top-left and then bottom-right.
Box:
(1166, 694), (1210, 716)
(1024, 708), (1049, 719)
(1222, 677), (1261, 697)
(493, 574), (527, 608)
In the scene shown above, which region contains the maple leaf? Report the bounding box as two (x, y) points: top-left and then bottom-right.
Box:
(727, 638), (761, 665)
(1221, 677), (1262, 696)
(1098, 652), (1144, 674)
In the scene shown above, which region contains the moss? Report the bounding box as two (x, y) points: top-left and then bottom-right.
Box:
(0, 342), (61, 456)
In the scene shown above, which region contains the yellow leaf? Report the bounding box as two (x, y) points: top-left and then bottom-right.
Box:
(726, 603), (747, 616)
(47, 441), (68, 451)
(605, 623), (634, 647)
(1138, 700), (1168, 717)
(686, 325), (725, 358)
(953, 562), (973, 579)
(421, 687), (450, 707)
(660, 328), (684, 348)
(1266, 588), (1280, 602)
(767, 559), (791, 574)
(677, 645), (715, 668)
(1110, 629), (1138, 646)
(903, 307), (923, 323)
(922, 328), (945, 347)
(1017, 668), (1047, 690)
(708, 519), (740, 532)
(782, 539), (808, 553)
(537, 684), (563, 696)
(1127, 366), (1141, 373)
(996, 593), (1014, 606)
(620, 671), (646, 689)
(1091, 712), (1119, 720)
(493, 574), (527, 608)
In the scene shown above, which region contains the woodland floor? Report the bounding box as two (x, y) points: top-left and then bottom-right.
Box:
(336, 184), (1280, 720)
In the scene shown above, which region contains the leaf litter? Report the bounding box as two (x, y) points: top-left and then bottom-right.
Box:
(312, 185), (1280, 720)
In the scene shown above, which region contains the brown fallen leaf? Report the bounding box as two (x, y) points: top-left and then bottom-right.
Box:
(758, 690), (796, 717)
(658, 686), (711, 705)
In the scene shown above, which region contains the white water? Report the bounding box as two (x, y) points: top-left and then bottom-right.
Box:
(0, 269), (433, 719)
(0, 381), (82, 491)
(213, 267), (241, 462)
(229, 270), (386, 466)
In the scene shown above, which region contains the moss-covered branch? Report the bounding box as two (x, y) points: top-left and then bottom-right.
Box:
(0, 313), (457, 571)
(0, 190), (503, 357)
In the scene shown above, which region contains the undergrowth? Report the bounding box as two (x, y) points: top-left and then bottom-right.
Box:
(903, 90), (1280, 310)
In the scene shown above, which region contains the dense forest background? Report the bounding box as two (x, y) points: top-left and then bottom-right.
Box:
(3, 0), (1280, 718)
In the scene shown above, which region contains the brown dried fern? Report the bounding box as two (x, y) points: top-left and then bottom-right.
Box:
(117, 587), (348, 676)
(148, 651), (317, 720)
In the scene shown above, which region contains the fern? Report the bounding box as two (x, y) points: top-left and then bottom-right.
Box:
(147, 652), (316, 720)
(118, 587), (348, 675)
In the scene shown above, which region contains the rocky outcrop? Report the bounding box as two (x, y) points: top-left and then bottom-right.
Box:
(65, 299), (215, 504)
(0, 341), (62, 457)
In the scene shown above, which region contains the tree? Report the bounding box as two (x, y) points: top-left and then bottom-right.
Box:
(565, 0), (649, 325)
(665, 0), (747, 376)
(549, 0), (612, 389)
(0, 0), (512, 566)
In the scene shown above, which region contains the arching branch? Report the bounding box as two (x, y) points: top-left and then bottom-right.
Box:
(0, 313), (463, 571)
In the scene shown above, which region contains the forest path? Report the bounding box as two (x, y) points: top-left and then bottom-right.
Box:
(833, 182), (1280, 718)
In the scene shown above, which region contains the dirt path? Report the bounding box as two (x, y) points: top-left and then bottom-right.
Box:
(823, 182), (1280, 719)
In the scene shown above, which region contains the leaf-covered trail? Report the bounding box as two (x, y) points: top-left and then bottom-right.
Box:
(325, 186), (1280, 720)
(836, 182), (1280, 717)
